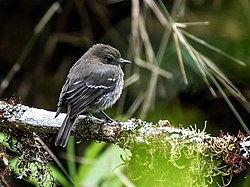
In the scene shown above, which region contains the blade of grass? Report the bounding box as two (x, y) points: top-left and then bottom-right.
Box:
(138, 14), (158, 118)
(127, 91), (145, 117)
(144, 0), (249, 131)
(191, 46), (217, 97)
(187, 39), (249, 132)
(138, 15), (155, 63)
(173, 32), (188, 84)
(143, 0), (169, 27)
(139, 0), (187, 117)
(206, 70), (249, 133)
(80, 145), (129, 186)
(183, 39), (249, 132)
(201, 55), (247, 101)
(131, 0), (140, 53)
(66, 137), (77, 182)
(50, 165), (71, 187)
(182, 30), (246, 66)
(173, 25), (217, 97)
(156, 27), (171, 62)
(135, 58), (172, 79)
(179, 33), (248, 131)
(175, 22), (210, 28)
(34, 134), (76, 186)
(124, 74), (140, 88)
(77, 142), (106, 184)
(113, 167), (136, 187)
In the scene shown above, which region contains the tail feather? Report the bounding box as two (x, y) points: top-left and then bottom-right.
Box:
(55, 106), (62, 118)
(55, 113), (75, 147)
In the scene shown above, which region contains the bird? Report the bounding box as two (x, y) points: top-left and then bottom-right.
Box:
(54, 44), (131, 147)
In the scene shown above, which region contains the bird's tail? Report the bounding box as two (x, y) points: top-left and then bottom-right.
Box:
(55, 113), (75, 147)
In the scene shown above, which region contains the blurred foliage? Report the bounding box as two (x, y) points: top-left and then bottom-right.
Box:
(0, 0), (250, 186)
(51, 140), (130, 187)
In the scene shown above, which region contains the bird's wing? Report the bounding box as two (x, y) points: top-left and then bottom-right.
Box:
(57, 66), (120, 119)
(55, 80), (69, 117)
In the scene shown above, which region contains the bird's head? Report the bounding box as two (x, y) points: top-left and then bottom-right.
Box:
(86, 44), (131, 66)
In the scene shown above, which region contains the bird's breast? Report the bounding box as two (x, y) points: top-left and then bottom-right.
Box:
(94, 71), (124, 110)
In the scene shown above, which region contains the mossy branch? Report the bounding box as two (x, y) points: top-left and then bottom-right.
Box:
(1, 102), (250, 186)
(0, 102), (205, 146)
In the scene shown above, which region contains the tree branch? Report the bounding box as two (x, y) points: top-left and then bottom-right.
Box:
(1, 102), (250, 183)
(0, 102), (212, 148)
(0, 102), (123, 144)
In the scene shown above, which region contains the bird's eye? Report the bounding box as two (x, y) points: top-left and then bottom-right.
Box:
(106, 55), (115, 63)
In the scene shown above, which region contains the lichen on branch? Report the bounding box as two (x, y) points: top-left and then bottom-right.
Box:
(0, 102), (250, 186)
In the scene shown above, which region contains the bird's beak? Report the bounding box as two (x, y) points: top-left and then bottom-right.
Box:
(117, 58), (131, 64)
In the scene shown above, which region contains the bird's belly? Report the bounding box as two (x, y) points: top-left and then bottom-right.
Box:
(93, 78), (124, 111)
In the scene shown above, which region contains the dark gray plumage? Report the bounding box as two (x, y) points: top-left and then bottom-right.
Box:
(55, 44), (130, 147)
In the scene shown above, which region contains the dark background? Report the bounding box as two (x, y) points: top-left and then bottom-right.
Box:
(0, 0), (249, 186)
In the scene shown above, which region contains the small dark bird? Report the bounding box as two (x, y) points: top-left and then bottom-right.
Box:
(55, 44), (131, 147)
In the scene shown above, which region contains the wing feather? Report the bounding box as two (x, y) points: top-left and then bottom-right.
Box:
(55, 66), (120, 119)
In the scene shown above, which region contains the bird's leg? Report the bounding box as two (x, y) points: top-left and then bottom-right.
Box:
(81, 112), (95, 121)
(85, 112), (93, 118)
(100, 110), (114, 122)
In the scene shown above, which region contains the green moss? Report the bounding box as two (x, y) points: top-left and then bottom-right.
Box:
(118, 120), (234, 186)
(2, 127), (54, 186)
